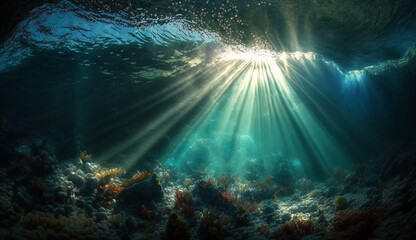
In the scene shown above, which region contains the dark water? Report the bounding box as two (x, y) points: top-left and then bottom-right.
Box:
(1, 0), (416, 178)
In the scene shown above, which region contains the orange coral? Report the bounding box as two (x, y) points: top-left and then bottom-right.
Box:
(95, 168), (123, 180)
(121, 170), (152, 188)
(80, 150), (92, 162)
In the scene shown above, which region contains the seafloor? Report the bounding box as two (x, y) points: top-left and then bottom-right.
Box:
(0, 130), (415, 240)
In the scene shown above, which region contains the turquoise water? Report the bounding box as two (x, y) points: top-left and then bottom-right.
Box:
(1, 0), (416, 180)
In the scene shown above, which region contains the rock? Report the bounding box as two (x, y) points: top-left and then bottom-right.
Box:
(68, 172), (85, 188)
(192, 180), (236, 214)
(63, 205), (73, 216)
(95, 212), (107, 221)
(84, 177), (99, 191)
(82, 162), (95, 174)
(115, 174), (163, 212)
(55, 191), (67, 203)
(54, 207), (66, 217)
(125, 217), (138, 231)
(281, 213), (291, 223)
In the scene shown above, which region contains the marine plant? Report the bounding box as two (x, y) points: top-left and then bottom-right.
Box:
(257, 176), (274, 192)
(174, 189), (196, 218)
(121, 170), (152, 188)
(323, 206), (384, 240)
(272, 216), (313, 240)
(334, 196), (348, 211)
(80, 150), (92, 162)
(108, 214), (123, 227)
(95, 168), (123, 181)
(218, 175), (230, 189)
(200, 210), (232, 240)
(257, 224), (270, 237)
(236, 199), (262, 213)
(220, 191), (237, 204)
(163, 212), (191, 240)
(22, 212), (95, 237)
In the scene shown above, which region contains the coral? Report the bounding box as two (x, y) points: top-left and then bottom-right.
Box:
(236, 199), (262, 213)
(121, 170), (152, 188)
(175, 189), (196, 218)
(258, 224), (270, 237)
(272, 216), (313, 240)
(200, 210), (231, 240)
(218, 175), (230, 189)
(220, 191), (237, 205)
(22, 212), (95, 237)
(257, 176), (274, 192)
(98, 183), (122, 208)
(80, 150), (92, 162)
(95, 168), (123, 181)
(108, 214), (123, 227)
(323, 207), (384, 240)
(163, 212), (191, 240)
(140, 204), (152, 220)
(334, 197), (348, 211)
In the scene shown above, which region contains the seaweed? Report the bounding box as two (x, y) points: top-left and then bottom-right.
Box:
(200, 210), (231, 240)
(272, 216), (313, 240)
(95, 168), (123, 181)
(174, 189), (196, 218)
(334, 196), (348, 211)
(80, 150), (92, 163)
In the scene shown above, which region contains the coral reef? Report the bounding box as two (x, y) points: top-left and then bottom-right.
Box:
(323, 206), (384, 240)
(22, 212), (95, 237)
(199, 210), (232, 240)
(175, 189), (196, 218)
(272, 216), (313, 240)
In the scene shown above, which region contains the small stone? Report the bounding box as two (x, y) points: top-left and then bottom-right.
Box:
(54, 207), (66, 217)
(76, 169), (85, 177)
(95, 212), (107, 221)
(84, 177), (99, 191)
(68, 172), (85, 188)
(56, 191), (67, 203)
(82, 162), (95, 174)
(64, 205), (73, 216)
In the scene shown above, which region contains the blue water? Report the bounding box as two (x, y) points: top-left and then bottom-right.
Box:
(1, 0), (416, 180)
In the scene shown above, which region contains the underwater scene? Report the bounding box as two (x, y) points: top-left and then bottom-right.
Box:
(1, 0), (416, 239)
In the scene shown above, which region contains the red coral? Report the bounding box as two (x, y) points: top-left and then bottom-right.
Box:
(323, 207), (385, 240)
(175, 189), (196, 218)
(220, 191), (237, 204)
(140, 204), (152, 220)
(272, 216), (313, 240)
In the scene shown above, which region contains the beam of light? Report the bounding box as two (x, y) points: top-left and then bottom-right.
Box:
(162, 46), (358, 179)
(94, 44), (364, 178)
